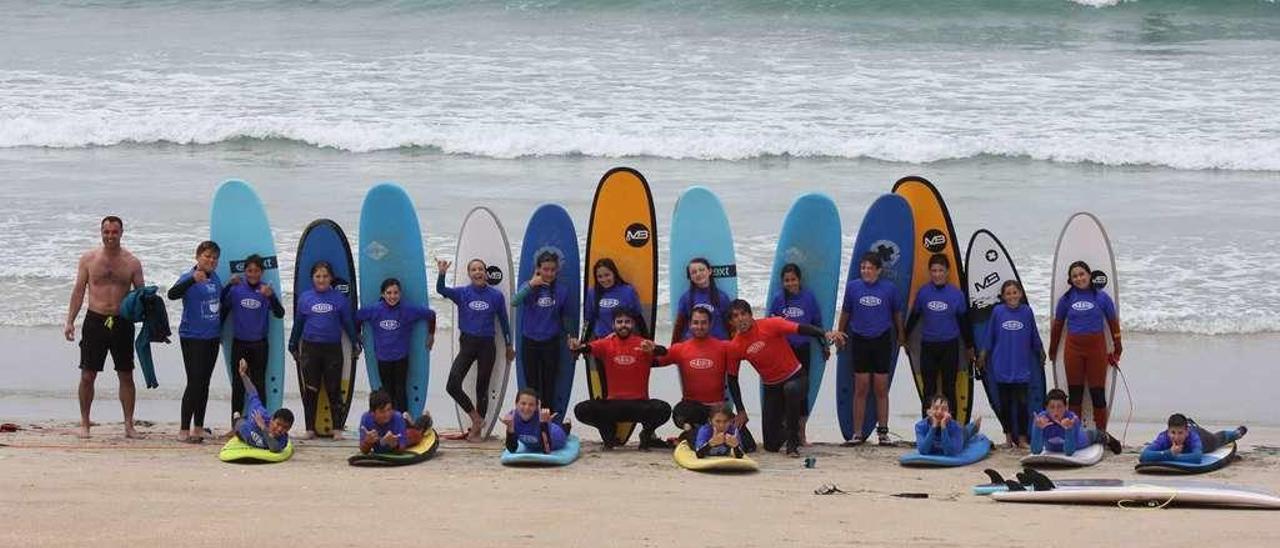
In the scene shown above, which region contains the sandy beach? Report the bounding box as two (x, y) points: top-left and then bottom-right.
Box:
(3, 418), (1280, 547)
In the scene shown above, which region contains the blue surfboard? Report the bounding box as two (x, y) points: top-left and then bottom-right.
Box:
(838, 194), (914, 442)
(965, 229), (1044, 438)
(515, 204), (581, 419)
(899, 434), (992, 467)
(766, 193), (842, 413)
(669, 186), (738, 328)
(359, 183), (431, 419)
(293, 219), (358, 436)
(211, 180), (285, 416)
(500, 435), (581, 467)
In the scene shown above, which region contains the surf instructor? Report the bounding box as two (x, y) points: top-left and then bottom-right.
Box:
(64, 216), (145, 439)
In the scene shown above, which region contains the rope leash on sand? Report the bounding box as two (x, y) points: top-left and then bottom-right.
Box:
(1117, 485), (1177, 510)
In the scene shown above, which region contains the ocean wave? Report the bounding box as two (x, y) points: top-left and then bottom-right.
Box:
(2, 121), (1277, 171)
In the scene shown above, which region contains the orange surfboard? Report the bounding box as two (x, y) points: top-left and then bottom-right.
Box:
(893, 176), (974, 425)
(583, 167), (658, 444)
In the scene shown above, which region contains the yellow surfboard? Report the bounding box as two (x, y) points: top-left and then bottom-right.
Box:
(584, 167), (658, 445)
(893, 176), (974, 425)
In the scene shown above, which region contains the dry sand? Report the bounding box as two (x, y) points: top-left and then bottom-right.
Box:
(3, 420), (1280, 547)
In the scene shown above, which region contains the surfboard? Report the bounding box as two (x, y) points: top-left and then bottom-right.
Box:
(451, 206), (515, 440)
(1049, 212), (1119, 428)
(894, 176), (974, 425)
(767, 193), (842, 413)
(965, 229), (1045, 436)
(989, 478), (1280, 509)
(210, 180), (285, 416)
(1136, 443), (1237, 475)
(583, 167), (658, 445)
(515, 204), (581, 419)
(669, 186), (738, 325)
(839, 194), (914, 442)
(347, 429), (439, 467)
(1021, 442), (1105, 468)
(293, 219), (359, 437)
(899, 433), (991, 468)
(358, 183), (431, 419)
(672, 441), (759, 473)
(218, 436), (294, 464)
(501, 435), (582, 467)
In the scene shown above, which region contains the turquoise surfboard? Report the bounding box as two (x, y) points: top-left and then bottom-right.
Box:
(669, 186), (738, 327)
(293, 219), (358, 436)
(966, 229), (1044, 438)
(211, 180), (285, 415)
(766, 193), (842, 413)
(838, 194), (914, 442)
(515, 204), (581, 419)
(359, 183), (431, 419)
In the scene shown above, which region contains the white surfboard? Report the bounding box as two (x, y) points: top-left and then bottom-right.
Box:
(451, 206), (515, 439)
(1049, 213), (1119, 428)
(1020, 442), (1104, 467)
(990, 479), (1280, 509)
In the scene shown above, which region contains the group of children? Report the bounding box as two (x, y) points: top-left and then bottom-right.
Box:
(170, 238), (1245, 469)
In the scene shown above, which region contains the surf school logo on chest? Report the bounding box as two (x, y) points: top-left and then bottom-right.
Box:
(613, 355), (637, 366)
(782, 306), (805, 319)
(600, 297), (620, 308)
(311, 302), (334, 314)
(536, 296), (555, 307)
(927, 300), (948, 312)
(379, 319), (400, 331)
(1071, 301), (1095, 312)
(1002, 320), (1024, 331)
(468, 300), (491, 311)
(689, 358), (714, 370)
(859, 295), (882, 307)
(240, 298), (262, 310)
(747, 341), (767, 355)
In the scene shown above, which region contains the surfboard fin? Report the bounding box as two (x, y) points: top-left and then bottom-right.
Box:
(983, 468), (1006, 485)
(1020, 468), (1056, 491)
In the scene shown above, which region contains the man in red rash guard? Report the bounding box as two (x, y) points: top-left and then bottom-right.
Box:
(570, 308), (671, 450)
(654, 307), (756, 451)
(726, 299), (844, 457)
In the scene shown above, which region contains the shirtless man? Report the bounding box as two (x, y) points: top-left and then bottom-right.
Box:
(64, 216), (145, 438)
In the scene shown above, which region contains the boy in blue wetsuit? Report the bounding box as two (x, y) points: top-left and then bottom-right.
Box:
(358, 390), (408, 455)
(169, 240), (223, 443)
(1031, 389), (1121, 456)
(500, 388), (571, 454)
(914, 394), (981, 457)
(1140, 413), (1247, 464)
(233, 360), (293, 453)
(695, 405), (745, 459)
(436, 258), (515, 441)
(356, 277), (436, 414)
(905, 254), (975, 417)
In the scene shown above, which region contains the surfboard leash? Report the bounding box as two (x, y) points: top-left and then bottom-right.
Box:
(1114, 365), (1135, 448)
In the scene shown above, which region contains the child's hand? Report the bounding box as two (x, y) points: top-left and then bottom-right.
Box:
(259, 283), (273, 298)
(1035, 415), (1051, 429)
(498, 412), (513, 427)
(193, 269), (208, 283)
(710, 432), (726, 445)
(539, 409), (555, 423)
(253, 412), (266, 430)
(362, 428), (378, 444)
(941, 412), (952, 426)
(638, 340), (655, 353)
(1171, 443), (1183, 455)
(505, 345), (515, 362)
(237, 359), (248, 377)
(435, 259), (450, 275)
(732, 413), (748, 429)
(725, 434), (739, 448)
(1061, 416), (1076, 429)
(229, 274), (241, 286)
(380, 431), (398, 447)
(529, 277), (546, 288)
